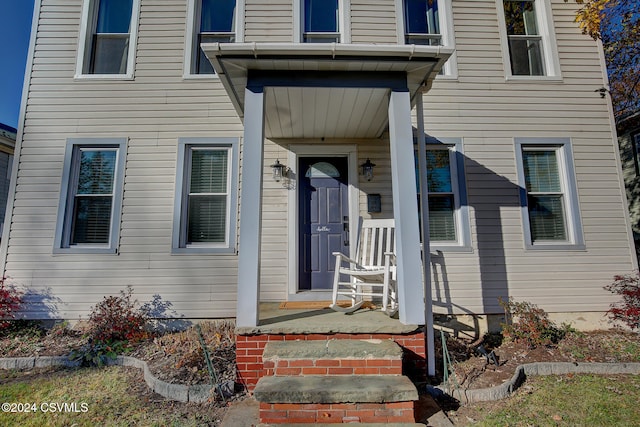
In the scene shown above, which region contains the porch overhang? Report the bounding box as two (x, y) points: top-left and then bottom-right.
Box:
(202, 43), (453, 139)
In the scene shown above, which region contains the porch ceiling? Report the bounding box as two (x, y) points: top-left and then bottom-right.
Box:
(202, 43), (453, 139)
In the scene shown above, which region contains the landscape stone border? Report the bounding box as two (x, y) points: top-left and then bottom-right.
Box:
(0, 355), (233, 403)
(3, 357), (639, 406)
(434, 362), (640, 404)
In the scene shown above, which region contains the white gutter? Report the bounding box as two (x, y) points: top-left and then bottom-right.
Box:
(204, 42), (454, 60)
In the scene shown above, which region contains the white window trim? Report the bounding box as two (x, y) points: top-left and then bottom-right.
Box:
(184, 0), (245, 79)
(515, 137), (584, 250)
(294, 0), (350, 44)
(417, 137), (471, 251)
(75, 0), (141, 80)
(54, 138), (127, 254)
(496, 0), (562, 81)
(395, 0), (457, 79)
(172, 137), (239, 254)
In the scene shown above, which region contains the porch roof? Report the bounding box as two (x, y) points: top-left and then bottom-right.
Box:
(202, 43), (453, 139)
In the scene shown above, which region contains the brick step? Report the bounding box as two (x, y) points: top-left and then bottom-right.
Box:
(254, 375), (419, 424)
(262, 339), (403, 376)
(259, 423), (425, 426)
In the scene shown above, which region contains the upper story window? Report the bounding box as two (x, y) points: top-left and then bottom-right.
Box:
(54, 139), (126, 254)
(414, 138), (471, 251)
(404, 0), (441, 45)
(400, 0), (457, 77)
(76, 0), (140, 78)
(303, 0), (340, 43)
(497, 0), (561, 79)
(503, 0), (543, 75)
(187, 0), (237, 76)
(515, 138), (584, 249)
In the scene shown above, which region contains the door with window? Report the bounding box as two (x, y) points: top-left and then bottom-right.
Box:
(298, 157), (349, 291)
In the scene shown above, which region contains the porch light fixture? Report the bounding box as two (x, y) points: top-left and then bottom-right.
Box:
(360, 158), (376, 181)
(270, 159), (287, 182)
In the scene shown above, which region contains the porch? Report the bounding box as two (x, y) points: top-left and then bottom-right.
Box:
(236, 303), (427, 391)
(202, 42), (453, 329)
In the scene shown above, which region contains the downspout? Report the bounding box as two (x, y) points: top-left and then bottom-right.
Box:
(416, 91), (435, 377)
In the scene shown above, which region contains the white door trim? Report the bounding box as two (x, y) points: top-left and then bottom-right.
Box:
(287, 144), (359, 300)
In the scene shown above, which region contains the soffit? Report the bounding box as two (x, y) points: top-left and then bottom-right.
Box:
(202, 43), (453, 139)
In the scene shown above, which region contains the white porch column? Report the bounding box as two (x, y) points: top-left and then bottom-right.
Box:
(388, 90), (424, 325)
(236, 87), (265, 327)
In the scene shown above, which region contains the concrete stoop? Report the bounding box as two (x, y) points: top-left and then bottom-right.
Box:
(253, 339), (421, 424)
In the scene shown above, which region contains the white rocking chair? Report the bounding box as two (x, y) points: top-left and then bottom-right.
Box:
(330, 218), (398, 316)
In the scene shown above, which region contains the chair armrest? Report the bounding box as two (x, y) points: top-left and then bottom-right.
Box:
(333, 252), (368, 270)
(332, 252), (358, 264)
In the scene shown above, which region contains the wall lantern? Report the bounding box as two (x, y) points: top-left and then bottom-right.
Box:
(270, 159), (287, 182)
(360, 158), (376, 181)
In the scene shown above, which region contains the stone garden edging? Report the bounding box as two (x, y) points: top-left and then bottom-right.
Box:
(434, 361), (640, 404)
(4, 357), (638, 406)
(0, 356), (233, 403)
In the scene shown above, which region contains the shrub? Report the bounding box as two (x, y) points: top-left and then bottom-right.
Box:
(0, 280), (22, 331)
(87, 286), (152, 345)
(70, 339), (127, 367)
(71, 287), (153, 366)
(604, 273), (640, 330)
(499, 297), (569, 348)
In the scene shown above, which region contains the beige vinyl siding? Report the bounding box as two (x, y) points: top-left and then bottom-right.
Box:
(350, 0), (398, 44)
(618, 131), (640, 235)
(244, 0), (293, 42)
(6, 0), (635, 322)
(419, 0), (635, 316)
(6, 0), (243, 320)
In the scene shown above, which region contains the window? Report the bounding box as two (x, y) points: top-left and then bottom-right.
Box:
(186, 0), (238, 76)
(497, 0), (561, 78)
(404, 0), (441, 45)
(55, 139), (126, 253)
(303, 0), (340, 43)
(400, 0), (457, 77)
(502, 0), (543, 75)
(173, 138), (238, 253)
(515, 138), (584, 249)
(414, 138), (471, 250)
(76, 0), (140, 78)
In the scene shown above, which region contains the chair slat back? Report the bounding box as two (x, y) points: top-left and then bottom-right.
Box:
(355, 219), (395, 268)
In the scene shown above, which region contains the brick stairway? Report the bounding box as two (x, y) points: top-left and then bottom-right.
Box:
(253, 339), (422, 425)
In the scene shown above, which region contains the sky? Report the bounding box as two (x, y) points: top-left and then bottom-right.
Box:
(0, 1), (35, 130)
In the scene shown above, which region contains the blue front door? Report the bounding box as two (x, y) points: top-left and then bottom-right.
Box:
(298, 157), (349, 291)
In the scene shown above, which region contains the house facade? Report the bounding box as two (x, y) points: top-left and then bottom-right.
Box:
(0, 124), (16, 237)
(2, 0), (636, 330)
